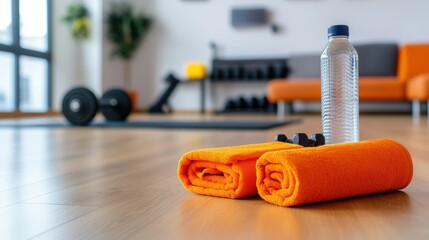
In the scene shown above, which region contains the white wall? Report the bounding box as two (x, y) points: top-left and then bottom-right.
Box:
(52, 0), (81, 110)
(52, 0), (103, 110)
(81, 0), (103, 96)
(55, 0), (429, 111)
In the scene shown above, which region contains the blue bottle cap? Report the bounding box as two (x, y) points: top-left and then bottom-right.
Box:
(328, 25), (349, 37)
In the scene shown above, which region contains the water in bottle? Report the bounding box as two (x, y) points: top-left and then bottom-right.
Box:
(321, 25), (359, 144)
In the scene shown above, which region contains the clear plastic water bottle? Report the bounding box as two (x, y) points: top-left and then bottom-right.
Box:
(321, 25), (359, 144)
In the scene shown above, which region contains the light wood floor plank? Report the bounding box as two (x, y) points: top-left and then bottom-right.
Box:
(0, 204), (98, 240)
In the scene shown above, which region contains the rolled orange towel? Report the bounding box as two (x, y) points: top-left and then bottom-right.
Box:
(178, 142), (302, 198)
(256, 138), (413, 207)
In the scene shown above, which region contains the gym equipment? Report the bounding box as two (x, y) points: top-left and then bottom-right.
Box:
(210, 67), (222, 80)
(185, 62), (207, 80)
(224, 99), (237, 111)
(149, 74), (180, 113)
(149, 73), (207, 114)
(231, 65), (244, 79)
(274, 133), (325, 147)
(221, 95), (281, 113)
(220, 67), (231, 80)
(244, 68), (257, 80)
(262, 96), (270, 109)
(272, 63), (288, 78)
(237, 96), (249, 109)
(62, 87), (132, 125)
(210, 58), (288, 82)
(100, 89), (132, 121)
(62, 87), (98, 126)
(209, 42), (220, 59)
(250, 96), (262, 109)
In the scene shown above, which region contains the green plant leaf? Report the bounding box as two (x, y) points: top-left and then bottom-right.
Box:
(62, 3), (91, 40)
(106, 3), (153, 60)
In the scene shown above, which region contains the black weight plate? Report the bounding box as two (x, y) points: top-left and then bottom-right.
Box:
(100, 89), (132, 121)
(62, 87), (98, 125)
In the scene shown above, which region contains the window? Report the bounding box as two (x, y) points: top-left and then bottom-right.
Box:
(0, 0), (51, 112)
(0, 52), (14, 111)
(0, 0), (12, 45)
(20, 0), (49, 52)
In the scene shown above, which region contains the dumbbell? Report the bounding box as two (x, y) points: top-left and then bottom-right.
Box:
(231, 65), (244, 80)
(244, 68), (257, 80)
(210, 67), (223, 81)
(62, 87), (132, 125)
(250, 96), (262, 110)
(274, 133), (325, 147)
(224, 99), (237, 112)
(262, 96), (270, 110)
(237, 96), (249, 110)
(272, 63), (288, 78)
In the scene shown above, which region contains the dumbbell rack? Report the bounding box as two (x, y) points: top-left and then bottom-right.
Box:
(219, 95), (277, 114)
(210, 58), (288, 82)
(209, 57), (288, 113)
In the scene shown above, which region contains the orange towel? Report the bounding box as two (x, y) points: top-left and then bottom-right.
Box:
(178, 142), (302, 198)
(256, 138), (413, 207)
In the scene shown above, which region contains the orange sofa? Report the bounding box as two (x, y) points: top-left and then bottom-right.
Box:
(267, 43), (429, 117)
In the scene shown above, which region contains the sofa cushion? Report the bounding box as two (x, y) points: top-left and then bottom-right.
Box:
(267, 77), (404, 102)
(267, 78), (321, 102)
(355, 43), (398, 77)
(359, 77), (405, 100)
(398, 43), (429, 81)
(406, 73), (429, 100)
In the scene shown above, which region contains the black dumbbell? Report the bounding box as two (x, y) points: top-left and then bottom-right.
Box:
(262, 96), (270, 109)
(224, 99), (237, 112)
(99, 89), (133, 122)
(237, 96), (249, 110)
(293, 133), (325, 147)
(309, 133), (325, 147)
(250, 96), (262, 109)
(293, 133), (310, 146)
(62, 87), (132, 125)
(260, 64), (270, 80)
(274, 133), (325, 147)
(230, 65), (244, 80)
(220, 66), (229, 81)
(62, 87), (98, 126)
(210, 68), (219, 80)
(244, 68), (258, 80)
(273, 63), (288, 78)
(274, 134), (291, 143)
(212, 67), (224, 81)
(274, 133), (304, 145)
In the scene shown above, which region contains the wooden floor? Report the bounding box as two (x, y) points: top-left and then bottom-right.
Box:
(1, 114), (429, 239)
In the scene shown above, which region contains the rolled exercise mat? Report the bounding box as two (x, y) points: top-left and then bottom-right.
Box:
(178, 142), (302, 199)
(256, 138), (413, 207)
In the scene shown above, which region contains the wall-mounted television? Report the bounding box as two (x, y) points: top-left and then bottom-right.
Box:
(231, 8), (269, 28)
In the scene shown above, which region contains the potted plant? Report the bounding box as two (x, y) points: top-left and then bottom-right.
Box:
(106, 3), (152, 111)
(62, 3), (91, 40)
